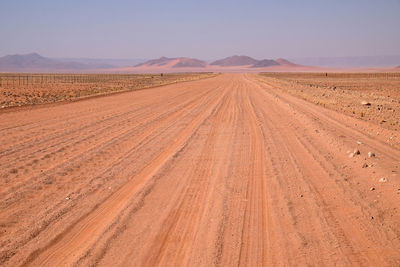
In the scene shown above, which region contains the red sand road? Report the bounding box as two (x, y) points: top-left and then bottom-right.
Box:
(0, 74), (400, 266)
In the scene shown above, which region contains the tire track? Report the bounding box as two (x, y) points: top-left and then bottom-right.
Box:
(0, 85), (218, 198)
(237, 81), (269, 266)
(23, 80), (227, 267)
(0, 84), (223, 266)
(247, 74), (400, 265)
(141, 83), (234, 266)
(1, 73), (399, 266)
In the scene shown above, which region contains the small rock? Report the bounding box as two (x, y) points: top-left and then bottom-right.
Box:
(353, 148), (360, 155)
(361, 101), (371, 106)
(368, 152), (376, 158)
(349, 152), (355, 158)
(108, 187), (111, 190)
(357, 141), (363, 145)
(362, 163), (368, 168)
(397, 189), (400, 194)
(66, 197), (70, 200)
(370, 187), (375, 191)
(300, 194), (303, 198)
(379, 177), (387, 183)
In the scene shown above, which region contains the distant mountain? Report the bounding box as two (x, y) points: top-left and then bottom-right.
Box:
(0, 53), (114, 71)
(135, 57), (207, 68)
(0, 53), (59, 70)
(275, 58), (300, 67)
(172, 58), (207, 68)
(251, 59), (279, 68)
(210, 55), (258, 66)
(56, 57), (146, 67)
(0, 53), (308, 72)
(135, 57), (171, 67)
(211, 55), (299, 68)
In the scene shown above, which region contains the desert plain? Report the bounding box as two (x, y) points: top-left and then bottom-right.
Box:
(0, 72), (400, 266)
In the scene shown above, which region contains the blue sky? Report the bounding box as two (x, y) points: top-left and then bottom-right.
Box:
(0, 0), (399, 59)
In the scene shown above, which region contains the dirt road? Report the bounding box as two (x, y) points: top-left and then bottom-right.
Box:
(1, 74), (399, 266)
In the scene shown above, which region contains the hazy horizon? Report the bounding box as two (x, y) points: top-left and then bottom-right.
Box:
(1, 0), (400, 60)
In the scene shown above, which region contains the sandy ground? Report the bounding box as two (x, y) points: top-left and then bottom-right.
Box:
(257, 73), (400, 147)
(0, 74), (399, 266)
(0, 73), (214, 108)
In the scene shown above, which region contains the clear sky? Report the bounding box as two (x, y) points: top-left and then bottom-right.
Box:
(1, 0), (399, 59)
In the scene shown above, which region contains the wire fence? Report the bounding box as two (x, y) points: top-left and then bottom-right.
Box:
(0, 73), (161, 87)
(260, 72), (400, 79)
